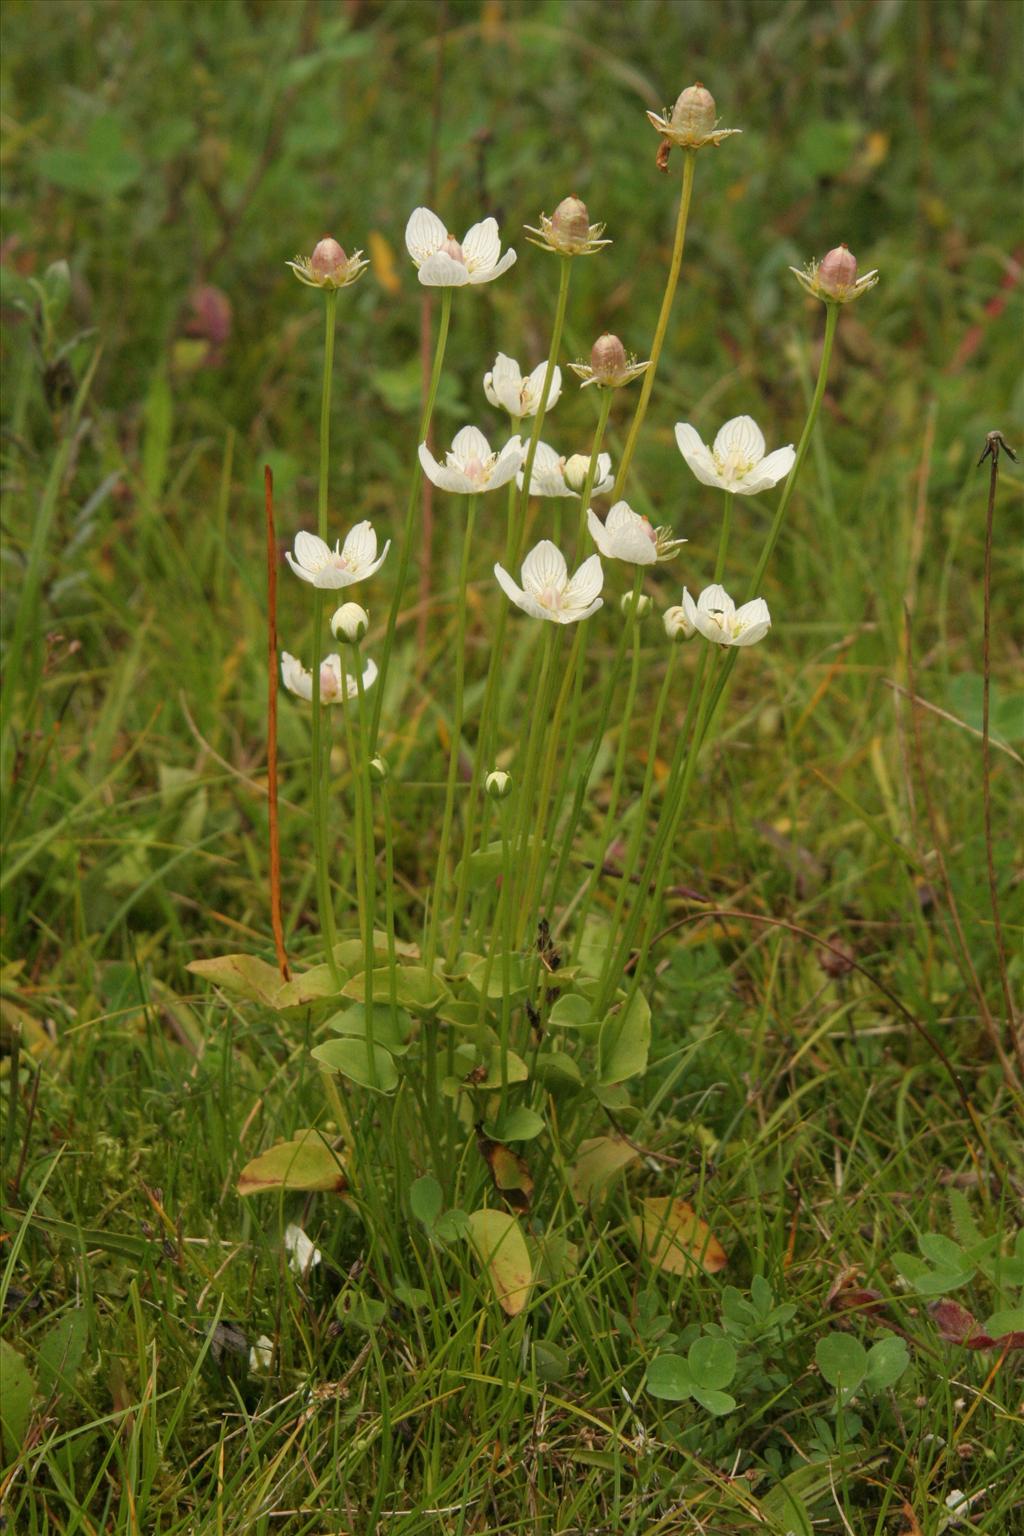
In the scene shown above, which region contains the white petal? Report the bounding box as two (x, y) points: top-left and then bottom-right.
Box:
(284, 1222), (322, 1273)
(451, 424), (492, 465)
(527, 360), (561, 410)
(521, 539), (568, 597)
(281, 651), (312, 700)
(731, 598), (771, 646)
(713, 415), (766, 467)
(586, 508), (611, 556)
(419, 442), (461, 490)
(593, 454), (613, 494)
(293, 531), (332, 571)
(735, 444), (795, 494)
(674, 423), (706, 458)
(494, 561), (530, 614)
(698, 583), (735, 619)
(605, 500), (635, 531)
(341, 520), (377, 571)
(681, 589), (699, 629)
(681, 442), (721, 488)
(405, 206), (446, 264)
(284, 552), (316, 586)
(491, 352), (521, 385)
(564, 553), (603, 610)
(483, 371), (500, 409)
(486, 452), (522, 491)
(461, 217), (501, 272)
(417, 251), (471, 287)
(311, 565), (358, 590)
(518, 441), (569, 497)
(468, 247), (516, 283)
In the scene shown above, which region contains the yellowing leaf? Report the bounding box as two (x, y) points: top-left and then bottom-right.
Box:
(631, 1197), (727, 1275)
(477, 1133), (533, 1211)
(368, 230), (401, 295)
(570, 1135), (638, 1205)
(467, 1209), (533, 1316)
(237, 1130), (347, 1197)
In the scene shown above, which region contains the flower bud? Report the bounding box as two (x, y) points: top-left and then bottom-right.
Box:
(369, 755), (389, 783)
(550, 196), (591, 248)
(621, 591), (651, 620)
(330, 602), (368, 643)
(485, 769), (512, 800)
(664, 605), (695, 642)
(590, 333), (627, 383)
(817, 245), (858, 297)
(310, 237), (347, 281)
(562, 453), (592, 493)
(670, 83), (717, 139)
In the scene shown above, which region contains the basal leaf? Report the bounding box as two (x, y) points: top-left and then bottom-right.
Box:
(466, 1209), (533, 1316)
(631, 1197), (727, 1276)
(237, 1130), (347, 1197)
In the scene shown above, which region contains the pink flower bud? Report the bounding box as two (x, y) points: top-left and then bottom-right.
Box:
(310, 238), (347, 280)
(590, 333), (627, 381)
(670, 82), (716, 139)
(550, 195), (591, 246)
(817, 245), (858, 296)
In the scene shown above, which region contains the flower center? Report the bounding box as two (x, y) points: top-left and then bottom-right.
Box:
(538, 583), (565, 611)
(320, 663), (340, 701)
(714, 445), (755, 482)
(442, 235), (466, 264)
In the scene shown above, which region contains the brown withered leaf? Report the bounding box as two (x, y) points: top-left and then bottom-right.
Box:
(631, 1197), (727, 1276)
(477, 1132), (533, 1213)
(826, 1266), (886, 1318)
(928, 1299), (1024, 1352)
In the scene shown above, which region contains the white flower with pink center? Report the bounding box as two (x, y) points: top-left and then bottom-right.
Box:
(285, 522), (389, 590)
(494, 540), (603, 625)
(419, 425), (524, 494)
(405, 207), (517, 288)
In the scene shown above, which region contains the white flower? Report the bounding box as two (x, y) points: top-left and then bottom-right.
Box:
(419, 425), (523, 494)
(284, 1223), (322, 1276)
(516, 441), (613, 499)
(281, 651), (378, 704)
(248, 1334), (274, 1373)
(285, 523), (390, 590)
(664, 605), (695, 642)
(587, 500), (685, 566)
(484, 353), (561, 418)
(331, 602), (368, 643)
(405, 207), (516, 287)
(681, 584), (771, 647)
(674, 416), (795, 495)
(494, 540), (603, 625)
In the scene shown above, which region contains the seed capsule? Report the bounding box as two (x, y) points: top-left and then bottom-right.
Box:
(310, 238), (347, 280)
(670, 83), (717, 140)
(817, 245), (859, 297)
(590, 333), (627, 382)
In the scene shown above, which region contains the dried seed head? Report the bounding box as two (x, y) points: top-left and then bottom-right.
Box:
(590, 333), (627, 382)
(485, 769), (512, 800)
(817, 245), (859, 296)
(550, 196), (591, 247)
(670, 83), (716, 139)
(310, 238), (347, 280)
(330, 602), (369, 643)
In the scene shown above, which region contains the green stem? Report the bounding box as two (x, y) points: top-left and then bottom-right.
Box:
(519, 625), (585, 937)
(512, 256), (572, 563)
(318, 292), (338, 538)
(353, 645), (378, 1080)
(371, 287), (453, 744)
(599, 302), (843, 1011)
(571, 571), (644, 953)
(715, 491), (733, 583)
(574, 389), (614, 557)
(424, 495), (478, 973)
(310, 292), (341, 981)
(612, 151), (696, 500)
(509, 628), (558, 942)
(380, 781), (398, 1017)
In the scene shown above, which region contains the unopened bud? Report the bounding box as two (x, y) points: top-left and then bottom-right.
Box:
(369, 755), (389, 783)
(664, 605), (695, 642)
(330, 602), (368, 643)
(562, 453), (592, 493)
(590, 333), (627, 382)
(817, 245), (858, 297)
(621, 591), (651, 620)
(485, 769), (512, 800)
(670, 83), (716, 139)
(310, 237), (347, 280)
(550, 195), (591, 247)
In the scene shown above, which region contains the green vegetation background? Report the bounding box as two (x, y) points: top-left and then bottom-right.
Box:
(2, 2), (1022, 1533)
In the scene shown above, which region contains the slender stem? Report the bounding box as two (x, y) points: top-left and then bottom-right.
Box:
(603, 646), (677, 961)
(372, 287), (453, 744)
(512, 256), (572, 564)
(509, 628), (558, 941)
(714, 491), (733, 583)
(748, 302), (839, 598)
(310, 288), (341, 981)
(571, 572), (644, 952)
(598, 301), (844, 1013)
(353, 646), (379, 1078)
(574, 389), (614, 557)
(519, 625), (585, 936)
(612, 151), (696, 500)
(318, 292), (338, 538)
(979, 436), (1020, 1064)
(380, 781), (398, 1017)
(424, 495), (478, 973)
